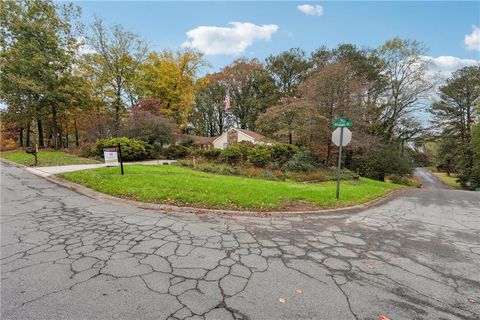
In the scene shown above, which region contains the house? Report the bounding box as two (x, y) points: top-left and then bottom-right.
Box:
(212, 128), (272, 150)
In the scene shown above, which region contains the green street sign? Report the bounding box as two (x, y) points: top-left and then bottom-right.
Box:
(332, 117), (352, 128)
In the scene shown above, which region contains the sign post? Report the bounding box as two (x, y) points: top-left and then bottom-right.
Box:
(103, 144), (124, 175)
(25, 144), (39, 166)
(332, 117), (352, 199)
(336, 127), (344, 199)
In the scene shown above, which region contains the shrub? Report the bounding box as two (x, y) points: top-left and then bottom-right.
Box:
(288, 170), (327, 182)
(239, 166), (265, 179)
(282, 148), (319, 172)
(352, 145), (413, 181)
(220, 143), (250, 165)
(77, 143), (97, 158)
(261, 170), (275, 180)
(164, 145), (191, 159)
(269, 144), (299, 166)
(221, 167), (234, 175)
(122, 110), (174, 146)
(388, 175), (421, 188)
(96, 137), (152, 161)
(247, 145), (271, 167)
(195, 149), (221, 161)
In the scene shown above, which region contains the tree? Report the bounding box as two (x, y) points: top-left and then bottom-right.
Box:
(189, 75), (230, 137)
(138, 49), (206, 128)
(300, 61), (367, 165)
(223, 58), (279, 130)
(0, 0), (82, 148)
(430, 66), (480, 185)
(378, 38), (432, 141)
(265, 48), (311, 96)
(122, 109), (174, 147)
(87, 18), (148, 137)
(470, 106), (480, 187)
(256, 98), (325, 145)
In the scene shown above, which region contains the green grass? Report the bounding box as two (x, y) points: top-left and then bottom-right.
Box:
(0, 150), (100, 167)
(60, 165), (403, 211)
(431, 171), (462, 189)
(425, 167), (462, 189)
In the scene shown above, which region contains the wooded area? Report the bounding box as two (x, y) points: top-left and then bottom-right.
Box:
(1, 0), (479, 188)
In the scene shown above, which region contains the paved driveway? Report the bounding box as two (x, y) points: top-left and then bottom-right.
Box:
(1, 162), (479, 320)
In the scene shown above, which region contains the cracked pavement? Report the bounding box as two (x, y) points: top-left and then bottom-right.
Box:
(1, 163), (480, 320)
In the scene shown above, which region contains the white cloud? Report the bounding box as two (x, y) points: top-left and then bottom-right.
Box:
(423, 55), (479, 79)
(464, 25), (480, 51)
(297, 4), (323, 16)
(182, 22), (279, 56)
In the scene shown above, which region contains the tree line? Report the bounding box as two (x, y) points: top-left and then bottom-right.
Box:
(1, 0), (479, 186)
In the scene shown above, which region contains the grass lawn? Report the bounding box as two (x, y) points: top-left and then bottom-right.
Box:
(61, 165), (403, 211)
(431, 171), (462, 189)
(0, 150), (100, 167)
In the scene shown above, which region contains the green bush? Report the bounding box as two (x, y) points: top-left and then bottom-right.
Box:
(77, 143), (97, 158)
(388, 174), (420, 187)
(220, 143), (250, 165)
(195, 149), (222, 161)
(269, 143), (299, 166)
(247, 145), (271, 167)
(164, 145), (191, 159)
(96, 137), (152, 161)
(282, 148), (319, 172)
(352, 145), (413, 181)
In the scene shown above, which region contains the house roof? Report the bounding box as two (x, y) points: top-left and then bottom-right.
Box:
(211, 128), (273, 145)
(176, 134), (216, 145)
(236, 128), (268, 141)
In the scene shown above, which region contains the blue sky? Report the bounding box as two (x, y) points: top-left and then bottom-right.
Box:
(73, 1), (480, 73)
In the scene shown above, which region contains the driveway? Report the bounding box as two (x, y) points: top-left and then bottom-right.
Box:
(414, 167), (453, 190)
(1, 162), (479, 320)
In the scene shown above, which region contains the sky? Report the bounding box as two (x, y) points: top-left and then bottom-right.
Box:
(72, 0), (480, 74)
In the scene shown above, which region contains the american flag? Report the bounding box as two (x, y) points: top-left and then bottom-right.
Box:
(224, 87), (231, 111)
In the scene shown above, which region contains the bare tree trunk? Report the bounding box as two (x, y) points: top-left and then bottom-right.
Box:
(37, 118), (44, 147)
(26, 123), (31, 147)
(65, 120), (69, 148)
(74, 116), (79, 147)
(326, 140), (332, 167)
(51, 105), (60, 149)
(19, 128), (24, 147)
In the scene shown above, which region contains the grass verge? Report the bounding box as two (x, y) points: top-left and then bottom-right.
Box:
(60, 165), (403, 211)
(0, 150), (100, 167)
(431, 171), (462, 189)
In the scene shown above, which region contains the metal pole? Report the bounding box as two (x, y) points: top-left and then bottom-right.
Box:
(117, 143), (124, 175)
(336, 127), (344, 199)
(34, 144), (38, 166)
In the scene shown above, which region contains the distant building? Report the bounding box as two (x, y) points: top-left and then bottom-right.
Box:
(212, 128), (272, 150)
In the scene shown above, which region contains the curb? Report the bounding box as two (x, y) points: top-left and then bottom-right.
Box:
(1, 159), (410, 217)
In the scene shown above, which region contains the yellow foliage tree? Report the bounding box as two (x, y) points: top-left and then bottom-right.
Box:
(138, 49), (207, 128)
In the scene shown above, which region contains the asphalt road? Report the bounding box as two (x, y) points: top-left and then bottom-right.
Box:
(1, 162), (480, 320)
(414, 167), (452, 190)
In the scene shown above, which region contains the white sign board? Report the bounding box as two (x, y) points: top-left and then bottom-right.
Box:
(104, 149), (119, 167)
(332, 127), (352, 147)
